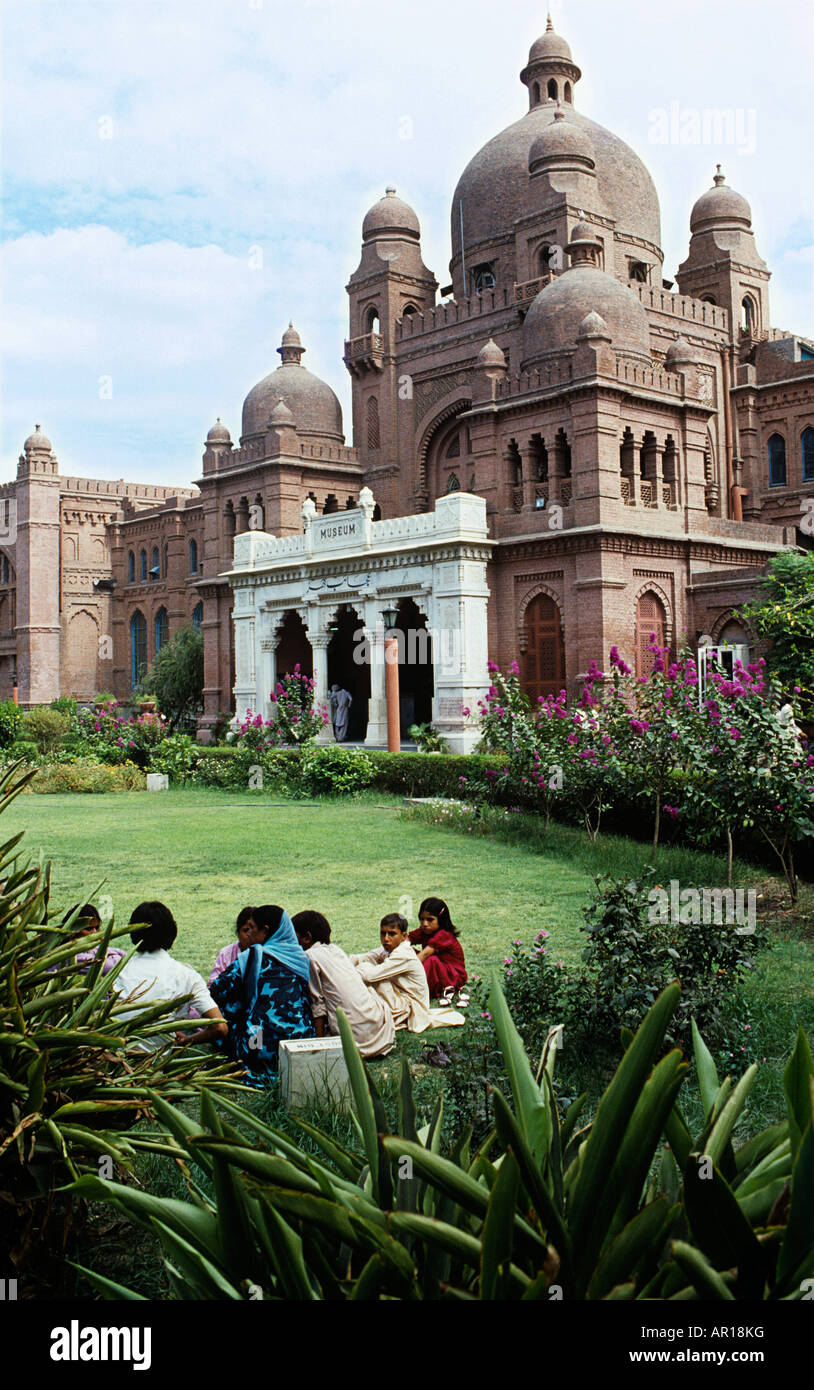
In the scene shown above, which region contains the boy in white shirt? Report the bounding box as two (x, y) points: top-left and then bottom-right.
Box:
(114, 901), (227, 1053)
(352, 914), (467, 1032)
(292, 911), (395, 1058)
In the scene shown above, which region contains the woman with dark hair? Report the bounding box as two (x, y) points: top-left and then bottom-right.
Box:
(409, 896), (468, 1000)
(210, 904), (315, 1084)
(113, 901), (227, 1052)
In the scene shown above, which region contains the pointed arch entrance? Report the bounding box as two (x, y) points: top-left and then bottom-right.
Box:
(327, 605), (370, 741)
(275, 611), (312, 681)
(635, 592), (668, 678)
(521, 594), (565, 703)
(394, 597), (434, 734)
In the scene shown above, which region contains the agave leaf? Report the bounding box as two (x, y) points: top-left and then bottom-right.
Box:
(480, 1151), (521, 1300)
(491, 1089), (571, 1269)
(684, 1157), (767, 1297)
(66, 1174), (218, 1247)
(782, 1029), (814, 1161)
(568, 984), (680, 1262)
(664, 1104), (692, 1171)
(292, 1118), (365, 1183)
(67, 1261), (148, 1300)
(587, 1198), (676, 1300)
(559, 1091), (589, 1151)
(397, 1055), (419, 1145)
(257, 1202), (319, 1300)
(705, 1065), (758, 1167)
(776, 1090), (814, 1287)
(336, 1007), (379, 1198)
(488, 974), (550, 1166)
(691, 1019), (720, 1122)
(733, 1123), (788, 1178)
(149, 1217), (243, 1299)
(670, 1240), (735, 1300)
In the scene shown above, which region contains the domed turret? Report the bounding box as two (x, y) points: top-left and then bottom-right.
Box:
(24, 424), (52, 452)
(529, 108), (595, 174)
(477, 338), (507, 369)
(521, 17), (582, 107)
(690, 166), (752, 233)
(242, 325), (344, 443)
(523, 222), (651, 364)
(362, 187), (421, 243)
(206, 418), (231, 444)
(664, 334), (701, 369)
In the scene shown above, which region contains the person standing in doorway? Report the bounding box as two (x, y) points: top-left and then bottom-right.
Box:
(330, 684), (353, 742)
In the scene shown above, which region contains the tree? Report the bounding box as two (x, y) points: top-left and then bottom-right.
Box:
(740, 552), (814, 720)
(142, 625), (203, 730)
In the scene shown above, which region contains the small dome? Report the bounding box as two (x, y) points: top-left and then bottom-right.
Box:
(270, 399), (295, 426)
(362, 187), (420, 241)
(523, 266), (651, 364)
(206, 417), (231, 443)
(477, 338), (507, 369)
(24, 424), (52, 451)
(664, 334), (701, 368)
(242, 326), (344, 442)
(690, 167), (752, 233)
(528, 19), (574, 64)
(577, 310), (610, 339)
(529, 110), (595, 171)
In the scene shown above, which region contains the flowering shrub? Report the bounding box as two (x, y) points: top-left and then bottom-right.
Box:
(68, 700), (169, 768)
(227, 666), (329, 750)
(30, 758), (146, 794)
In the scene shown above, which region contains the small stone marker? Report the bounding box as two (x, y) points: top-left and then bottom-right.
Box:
(146, 773), (169, 792)
(278, 1036), (353, 1113)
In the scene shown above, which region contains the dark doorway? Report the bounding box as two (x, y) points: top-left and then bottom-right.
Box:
(327, 605), (370, 741)
(521, 594), (565, 703)
(275, 611), (312, 683)
(395, 597), (434, 735)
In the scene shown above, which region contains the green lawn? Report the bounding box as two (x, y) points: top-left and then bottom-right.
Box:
(8, 788), (598, 980)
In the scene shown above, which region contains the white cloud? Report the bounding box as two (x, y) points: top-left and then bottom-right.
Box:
(1, 0), (813, 484)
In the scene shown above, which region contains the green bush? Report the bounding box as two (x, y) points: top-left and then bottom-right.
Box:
(31, 759), (147, 794)
(149, 732), (198, 784)
(0, 698), (23, 749)
(70, 989), (814, 1301)
(299, 744), (375, 796)
(23, 706), (71, 757)
(50, 696), (78, 717)
(0, 761), (242, 1280)
(408, 722), (449, 753)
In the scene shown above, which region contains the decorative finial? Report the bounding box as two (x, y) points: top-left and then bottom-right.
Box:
(714, 165), (726, 186)
(546, 12), (554, 31)
(35, 423), (40, 430)
(385, 185), (396, 195)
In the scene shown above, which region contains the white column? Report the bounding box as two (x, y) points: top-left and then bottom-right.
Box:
(363, 602), (388, 748)
(258, 636), (275, 721)
(310, 634), (334, 744)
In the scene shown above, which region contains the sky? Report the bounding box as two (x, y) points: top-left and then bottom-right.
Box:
(1, 0), (813, 489)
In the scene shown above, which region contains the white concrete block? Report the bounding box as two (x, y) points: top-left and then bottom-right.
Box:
(146, 773), (169, 792)
(278, 1036), (353, 1114)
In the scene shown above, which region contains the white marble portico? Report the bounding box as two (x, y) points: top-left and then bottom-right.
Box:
(225, 487), (492, 753)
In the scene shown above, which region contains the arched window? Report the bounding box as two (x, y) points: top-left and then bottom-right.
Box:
(151, 546), (160, 580)
(224, 501), (236, 538)
(563, 80), (572, 104)
(506, 438), (522, 488)
(521, 594), (565, 704)
(139, 550), (147, 582)
(366, 307), (381, 335)
(189, 538), (198, 573)
(473, 262), (496, 293)
(635, 593), (668, 679)
(323, 494), (339, 514)
(128, 551), (135, 583)
(367, 396), (381, 450)
(154, 607), (168, 653)
(768, 433), (787, 487)
(628, 260), (648, 284)
(192, 601), (203, 631)
(130, 611), (147, 688)
(538, 244), (554, 277)
(802, 427), (814, 483)
(345, 496), (356, 510)
(701, 294), (717, 305)
(402, 304), (417, 320)
(533, 81), (541, 104)
(445, 431), (461, 460)
(372, 503), (382, 522)
(446, 473), (461, 493)
(547, 78), (558, 99)
(741, 297), (756, 333)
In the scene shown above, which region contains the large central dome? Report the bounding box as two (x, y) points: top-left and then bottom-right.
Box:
(241, 324), (344, 443)
(451, 26), (662, 263)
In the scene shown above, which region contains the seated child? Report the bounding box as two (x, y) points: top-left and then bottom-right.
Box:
(63, 902), (125, 976)
(352, 913), (439, 1033)
(113, 901), (227, 1053)
(409, 897), (467, 1000)
(292, 911), (395, 1058)
(209, 906), (254, 985)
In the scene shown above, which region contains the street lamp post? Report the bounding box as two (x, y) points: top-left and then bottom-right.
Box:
(382, 607), (401, 753)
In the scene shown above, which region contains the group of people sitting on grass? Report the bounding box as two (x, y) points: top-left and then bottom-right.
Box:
(62, 896), (469, 1084)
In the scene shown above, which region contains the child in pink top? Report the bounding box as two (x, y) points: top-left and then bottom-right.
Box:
(208, 906), (254, 986)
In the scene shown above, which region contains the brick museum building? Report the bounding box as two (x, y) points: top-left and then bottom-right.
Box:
(3, 19), (813, 742)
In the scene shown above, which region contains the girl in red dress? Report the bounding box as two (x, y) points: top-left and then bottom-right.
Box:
(409, 897), (467, 999)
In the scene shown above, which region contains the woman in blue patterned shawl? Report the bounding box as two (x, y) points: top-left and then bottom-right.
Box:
(210, 904), (315, 1084)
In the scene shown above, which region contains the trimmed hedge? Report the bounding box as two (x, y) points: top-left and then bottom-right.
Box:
(192, 744), (509, 798)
